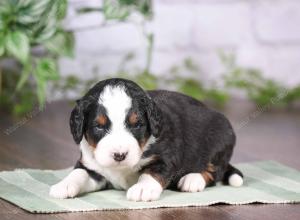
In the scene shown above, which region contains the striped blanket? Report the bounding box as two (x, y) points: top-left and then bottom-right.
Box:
(0, 161), (299, 213)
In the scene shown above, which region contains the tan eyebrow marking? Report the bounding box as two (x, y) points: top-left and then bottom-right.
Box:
(96, 114), (107, 126)
(129, 112), (138, 125)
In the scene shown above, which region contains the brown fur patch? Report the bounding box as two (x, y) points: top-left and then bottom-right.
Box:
(85, 133), (97, 148)
(144, 170), (167, 188)
(137, 155), (159, 170)
(201, 163), (215, 184)
(128, 112), (138, 125)
(138, 136), (149, 149)
(201, 171), (214, 184)
(207, 163), (215, 173)
(96, 114), (107, 126)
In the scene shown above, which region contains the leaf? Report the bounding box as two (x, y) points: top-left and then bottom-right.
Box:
(44, 31), (74, 57)
(36, 58), (59, 80)
(0, 18), (3, 31)
(119, 0), (152, 17)
(5, 31), (30, 63)
(135, 72), (157, 90)
(284, 86), (300, 103)
(35, 77), (46, 108)
(33, 15), (57, 43)
(29, 0), (51, 17)
(77, 7), (102, 14)
(16, 0), (33, 9)
(103, 0), (130, 20)
(17, 0), (43, 25)
(178, 79), (205, 100)
(206, 89), (229, 106)
(54, 0), (68, 19)
(184, 57), (199, 72)
(137, 0), (152, 18)
(0, 0), (11, 14)
(16, 66), (31, 91)
(62, 75), (80, 90)
(31, 67), (47, 108)
(17, 14), (41, 25)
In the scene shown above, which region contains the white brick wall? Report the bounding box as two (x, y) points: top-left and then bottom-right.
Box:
(150, 4), (195, 50)
(59, 0), (300, 90)
(192, 3), (253, 48)
(254, 1), (300, 43)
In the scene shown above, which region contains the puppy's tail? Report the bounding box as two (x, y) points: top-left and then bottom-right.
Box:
(223, 164), (244, 187)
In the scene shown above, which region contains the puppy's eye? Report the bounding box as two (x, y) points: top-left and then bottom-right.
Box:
(95, 125), (105, 131)
(132, 122), (142, 129)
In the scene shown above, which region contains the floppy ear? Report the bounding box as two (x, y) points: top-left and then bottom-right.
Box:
(146, 99), (162, 138)
(69, 99), (92, 144)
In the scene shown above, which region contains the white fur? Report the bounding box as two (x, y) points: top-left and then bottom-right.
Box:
(80, 136), (156, 190)
(126, 174), (163, 202)
(80, 137), (139, 190)
(228, 174), (243, 187)
(49, 168), (106, 199)
(141, 135), (156, 152)
(177, 173), (206, 192)
(95, 85), (142, 168)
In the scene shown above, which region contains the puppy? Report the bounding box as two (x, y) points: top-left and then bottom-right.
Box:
(49, 78), (243, 202)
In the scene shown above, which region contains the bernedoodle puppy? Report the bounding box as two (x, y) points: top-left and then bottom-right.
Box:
(49, 78), (243, 202)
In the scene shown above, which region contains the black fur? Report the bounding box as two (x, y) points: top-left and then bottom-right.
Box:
(74, 160), (104, 182)
(70, 97), (97, 144)
(69, 78), (243, 189)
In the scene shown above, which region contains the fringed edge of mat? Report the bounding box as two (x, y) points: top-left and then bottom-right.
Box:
(19, 199), (300, 214)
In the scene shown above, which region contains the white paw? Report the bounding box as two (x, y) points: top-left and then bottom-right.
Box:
(126, 174), (163, 202)
(178, 173), (206, 192)
(228, 174), (243, 187)
(49, 181), (81, 199)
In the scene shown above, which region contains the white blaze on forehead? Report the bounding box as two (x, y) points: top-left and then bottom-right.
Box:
(94, 85), (141, 187)
(99, 85), (132, 128)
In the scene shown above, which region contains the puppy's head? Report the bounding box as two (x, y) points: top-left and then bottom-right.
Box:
(70, 78), (161, 168)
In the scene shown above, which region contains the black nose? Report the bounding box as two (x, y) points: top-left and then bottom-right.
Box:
(113, 152), (128, 162)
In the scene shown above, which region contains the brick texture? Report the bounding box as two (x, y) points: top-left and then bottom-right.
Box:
(59, 0), (300, 93)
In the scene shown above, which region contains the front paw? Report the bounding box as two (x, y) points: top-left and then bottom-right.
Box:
(126, 174), (163, 202)
(49, 181), (81, 199)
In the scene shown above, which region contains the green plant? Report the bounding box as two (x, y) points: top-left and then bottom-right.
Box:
(80, 1), (228, 105)
(168, 58), (229, 107)
(221, 53), (300, 107)
(117, 57), (229, 107)
(78, 0), (152, 20)
(79, 0), (153, 73)
(0, 0), (74, 115)
(51, 0), (156, 101)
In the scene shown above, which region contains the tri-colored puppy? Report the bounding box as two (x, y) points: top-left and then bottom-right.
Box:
(49, 78), (243, 201)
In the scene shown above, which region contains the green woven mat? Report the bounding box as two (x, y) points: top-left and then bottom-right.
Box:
(0, 161), (299, 213)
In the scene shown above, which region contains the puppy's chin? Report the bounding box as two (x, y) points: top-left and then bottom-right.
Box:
(94, 154), (141, 170)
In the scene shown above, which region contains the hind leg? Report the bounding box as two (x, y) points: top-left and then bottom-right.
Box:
(223, 164), (244, 187)
(177, 164), (215, 192)
(177, 150), (235, 192)
(177, 173), (206, 192)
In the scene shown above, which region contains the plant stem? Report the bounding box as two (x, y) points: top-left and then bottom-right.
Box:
(144, 32), (154, 75)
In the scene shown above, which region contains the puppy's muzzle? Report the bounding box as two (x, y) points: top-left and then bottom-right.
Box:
(113, 152), (128, 162)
